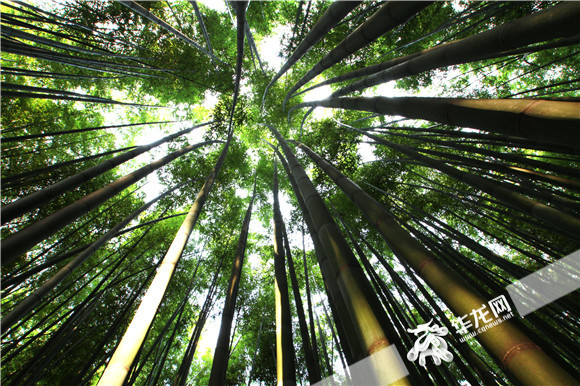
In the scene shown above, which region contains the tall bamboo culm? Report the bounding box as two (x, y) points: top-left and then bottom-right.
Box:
(294, 140), (578, 385)
(268, 124), (410, 385)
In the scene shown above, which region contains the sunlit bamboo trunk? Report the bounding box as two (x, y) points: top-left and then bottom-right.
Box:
(272, 158), (297, 385)
(268, 124), (410, 385)
(295, 140), (578, 385)
(97, 134), (232, 386)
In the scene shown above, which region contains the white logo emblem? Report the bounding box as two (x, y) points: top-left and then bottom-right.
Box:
(407, 319), (453, 367)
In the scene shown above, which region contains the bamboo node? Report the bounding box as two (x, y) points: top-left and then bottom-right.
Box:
(337, 263), (351, 276)
(516, 100), (541, 137)
(417, 258), (435, 274)
(367, 338), (390, 355)
(501, 342), (541, 368)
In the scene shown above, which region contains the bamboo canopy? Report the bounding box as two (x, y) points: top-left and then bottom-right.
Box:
(2, 1), (579, 384)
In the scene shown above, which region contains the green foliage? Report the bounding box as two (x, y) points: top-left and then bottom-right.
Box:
(2, 1), (579, 385)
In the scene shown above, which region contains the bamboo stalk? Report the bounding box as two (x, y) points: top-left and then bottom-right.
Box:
(295, 140), (578, 385)
(1, 140), (218, 264)
(268, 124), (410, 385)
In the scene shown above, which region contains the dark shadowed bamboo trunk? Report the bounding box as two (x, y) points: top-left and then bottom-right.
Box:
(292, 97), (580, 148)
(175, 255), (224, 386)
(342, 129), (580, 238)
(294, 140), (578, 385)
(1, 122), (211, 224)
(272, 158), (297, 385)
(262, 1), (360, 105)
(282, 215), (320, 383)
(118, 0), (223, 64)
(0, 183), (182, 331)
(1, 146), (137, 187)
(209, 177), (257, 385)
(265, 140), (359, 364)
(1, 140), (218, 264)
(246, 319), (264, 386)
(1, 120), (179, 142)
(333, 2), (580, 98)
(284, 1), (431, 107)
(301, 237), (322, 376)
(189, 1), (215, 64)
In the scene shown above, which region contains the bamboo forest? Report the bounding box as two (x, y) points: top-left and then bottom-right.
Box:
(2, 0), (580, 384)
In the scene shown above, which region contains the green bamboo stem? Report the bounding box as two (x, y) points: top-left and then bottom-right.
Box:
(295, 140), (578, 385)
(268, 124), (410, 385)
(0, 184), (182, 331)
(292, 97), (580, 148)
(333, 2), (580, 98)
(262, 1), (360, 106)
(271, 158), (297, 385)
(1, 140), (218, 264)
(96, 135), (231, 386)
(284, 1), (431, 107)
(209, 177), (257, 385)
(1, 122), (211, 224)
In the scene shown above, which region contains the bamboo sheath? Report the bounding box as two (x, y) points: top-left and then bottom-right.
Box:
(1, 122), (211, 224)
(1, 140), (217, 265)
(294, 96), (580, 150)
(333, 2), (580, 98)
(268, 124), (411, 385)
(294, 141), (578, 385)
